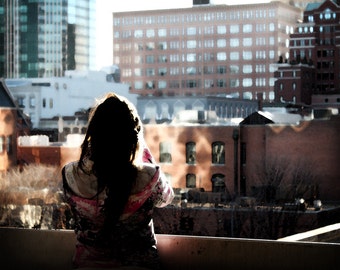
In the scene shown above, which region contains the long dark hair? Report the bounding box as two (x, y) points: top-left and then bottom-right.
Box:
(79, 93), (142, 224)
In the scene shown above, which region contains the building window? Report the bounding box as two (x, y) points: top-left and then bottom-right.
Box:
(217, 25), (227, 34)
(170, 67), (180, 76)
(3, 136), (12, 154)
(242, 78), (253, 87)
(217, 65), (227, 74)
(230, 52), (239, 61)
(134, 68), (142, 76)
(243, 65), (252, 74)
(186, 174), (196, 188)
(158, 67), (167, 76)
(158, 28), (167, 37)
(216, 79), (226, 88)
(230, 25), (239, 33)
(230, 38), (239, 47)
(160, 142), (172, 163)
(217, 39), (226, 48)
(204, 66), (214, 74)
(158, 80), (167, 89)
(187, 40), (197, 49)
(204, 53), (214, 61)
(243, 51), (252, 60)
(187, 27), (196, 35)
(204, 79), (214, 88)
(230, 79), (239, 88)
(134, 30), (143, 38)
(204, 39), (214, 48)
(146, 55), (155, 63)
(170, 80), (180, 89)
(187, 53), (196, 62)
(212, 141), (225, 164)
(146, 68), (155, 76)
(243, 37), (252, 46)
(204, 26), (214, 34)
(243, 24), (252, 33)
(211, 174), (226, 192)
(186, 142), (196, 164)
(292, 82), (296, 90)
(0, 136), (4, 154)
(230, 65), (239, 74)
(158, 42), (167, 51)
(217, 52), (227, 61)
(186, 67), (197, 75)
(134, 81), (143, 89)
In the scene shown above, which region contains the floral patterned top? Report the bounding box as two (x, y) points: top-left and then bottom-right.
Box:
(62, 148), (174, 269)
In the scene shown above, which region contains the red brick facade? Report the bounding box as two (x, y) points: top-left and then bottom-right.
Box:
(16, 116), (340, 202)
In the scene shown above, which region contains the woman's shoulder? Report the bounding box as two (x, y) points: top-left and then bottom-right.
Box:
(63, 161), (99, 198)
(133, 163), (159, 193)
(138, 163), (158, 176)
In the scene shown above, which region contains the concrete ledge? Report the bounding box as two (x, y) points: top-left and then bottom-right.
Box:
(0, 227), (339, 270)
(278, 223), (340, 243)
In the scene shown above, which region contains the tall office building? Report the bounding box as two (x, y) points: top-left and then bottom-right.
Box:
(112, 2), (302, 102)
(0, 0), (96, 78)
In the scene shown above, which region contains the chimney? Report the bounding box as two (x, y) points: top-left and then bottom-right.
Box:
(257, 92), (263, 111)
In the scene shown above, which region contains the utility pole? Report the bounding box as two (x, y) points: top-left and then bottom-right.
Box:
(232, 128), (239, 198)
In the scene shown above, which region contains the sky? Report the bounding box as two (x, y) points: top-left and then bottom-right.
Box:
(95, 0), (270, 70)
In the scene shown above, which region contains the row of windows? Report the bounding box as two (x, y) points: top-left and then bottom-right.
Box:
(132, 78), (276, 90)
(17, 95), (54, 109)
(184, 173), (227, 190)
(159, 141), (226, 165)
(114, 9), (277, 26)
(278, 83), (297, 91)
(131, 64), (267, 77)
(116, 36), (277, 52)
(115, 23), (276, 39)
(116, 50), (277, 66)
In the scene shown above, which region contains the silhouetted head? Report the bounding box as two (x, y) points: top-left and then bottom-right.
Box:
(81, 92), (142, 169)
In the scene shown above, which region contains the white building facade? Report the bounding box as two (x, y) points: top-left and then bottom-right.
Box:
(6, 68), (136, 129)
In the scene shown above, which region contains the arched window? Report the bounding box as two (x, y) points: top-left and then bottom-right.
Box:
(159, 141), (172, 163)
(186, 174), (196, 188)
(211, 174), (226, 192)
(212, 141), (225, 164)
(186, 142), (196, 164)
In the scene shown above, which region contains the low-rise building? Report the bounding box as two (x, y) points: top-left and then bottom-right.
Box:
(5, 67), (135, 130)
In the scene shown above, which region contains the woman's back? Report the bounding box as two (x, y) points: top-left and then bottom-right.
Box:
(62, 93), (174, 269)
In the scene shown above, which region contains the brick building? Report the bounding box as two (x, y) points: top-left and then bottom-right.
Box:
(275, 0), (340, 109)
(15, 113), (340, 202)
(112, 2), (302, 109)
(142, 115), (340, 202)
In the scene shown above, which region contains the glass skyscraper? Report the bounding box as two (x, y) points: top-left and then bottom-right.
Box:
(0, 0), (96, 78)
